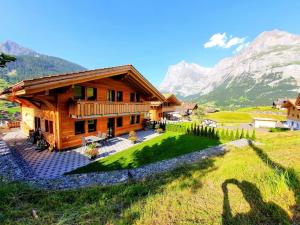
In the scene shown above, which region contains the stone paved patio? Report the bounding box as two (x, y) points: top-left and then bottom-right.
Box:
(2, 129), (159, 179)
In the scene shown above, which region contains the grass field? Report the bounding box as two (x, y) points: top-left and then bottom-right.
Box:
(204, 110), (287, 124)
(71, 131), (225, 174)
(1, 130), (300, 224)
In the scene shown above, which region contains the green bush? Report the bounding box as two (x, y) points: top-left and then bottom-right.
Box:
(269, 127), (289, 132)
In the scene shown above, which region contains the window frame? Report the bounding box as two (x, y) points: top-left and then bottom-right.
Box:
(130, 116), (135, 125)
(136, 93), (141, 102)
(49, 121), (53, 134)
(75, 120), (85, 135)
(136, 115), (140, 124)
(45, 119), (49, 132)
(87, 119), (97, 133)
(74, 85), (85, 100)
(87, 87), (97, 101)
(117, 117), (123, 127)
(130, 93), (135, 102)
(107, 89), (116, 102)
(117, 91), (123, 102)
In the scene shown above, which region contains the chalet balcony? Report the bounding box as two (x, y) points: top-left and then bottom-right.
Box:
(69, 101), (150, 118)
(161, 105), (178, 112)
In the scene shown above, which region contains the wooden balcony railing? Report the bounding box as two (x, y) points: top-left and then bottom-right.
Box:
(69, 101), (150, 118)
(161, 106), (178, 112)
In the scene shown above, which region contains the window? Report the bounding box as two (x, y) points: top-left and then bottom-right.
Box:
(130, 116), (135, 125)
(45, 120), (49, 132)
(87, 87), (97, 100)
(117, 117), (123, 127)
(74, 85), (85, 100)
(130, 93), (135, 102)
(88, 120), (97, 132)
(49, 121), (53, 134)
(136, 93), (140, 102)
(117, 91), (123, 102)
(75, 121), (85, 135)
(107, 90), (115, 102)
(136, 115), (140, 124)
(34, 117), (41, 130)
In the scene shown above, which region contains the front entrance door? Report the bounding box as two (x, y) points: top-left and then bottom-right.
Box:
(107, 118), (115, 138)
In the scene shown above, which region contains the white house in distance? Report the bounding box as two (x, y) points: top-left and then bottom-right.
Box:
(253, 117), (278, 128)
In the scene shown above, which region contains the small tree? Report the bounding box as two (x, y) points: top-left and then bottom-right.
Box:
(240, 129), (245, 139)
(196, 125), (200, 136)
(230, 130), (235, 141)
(226, 129), (230, 140)
(251, 129), (256, 140)
(235, 129), (240, 140)
(0, 53), (16, 68)
(245, 130), (250, 139)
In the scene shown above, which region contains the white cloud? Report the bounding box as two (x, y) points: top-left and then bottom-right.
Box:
(204, 33), (247, 50)
(234, 42), (250, 53)
(225, 37), (245, 48)
(203, 33), (227, 48)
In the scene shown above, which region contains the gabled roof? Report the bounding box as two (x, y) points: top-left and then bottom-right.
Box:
(0, 65), (165, 101)
(281, 98), (297, 108)
(162, 93), (181, 105)
(181, 102), (198, 110)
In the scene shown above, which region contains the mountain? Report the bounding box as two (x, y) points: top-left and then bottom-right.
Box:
(0, 40), (86, 84)
(160, 30), (300, 107)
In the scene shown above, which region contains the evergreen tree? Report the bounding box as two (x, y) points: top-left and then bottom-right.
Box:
(200, 126), (204, 137)
(235, 129), (240, 140)
(203, 126), (207, 137)
(251, 129), (256, 140)
(240, 129), (245, 139)
(226, 129), (230, 140)
(0, 53), (16, 68)
(230, 130), (235, 141)
(245, 130), (250, 139)
(197, 125), (200, 136)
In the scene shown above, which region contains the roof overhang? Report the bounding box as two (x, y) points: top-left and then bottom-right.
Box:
(0, 65), (165, 102)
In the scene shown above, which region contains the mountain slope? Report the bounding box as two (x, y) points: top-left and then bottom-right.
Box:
(160, 30), (300, 107)
(0, 40), (86, 84)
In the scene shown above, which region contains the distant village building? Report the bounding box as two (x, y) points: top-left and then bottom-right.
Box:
(149, 94), (181, 121)
(253, 117), (278, 128)
(282, 95), (300, 130)
(177, 102), (198, 117)
(273, 98), (288, 110)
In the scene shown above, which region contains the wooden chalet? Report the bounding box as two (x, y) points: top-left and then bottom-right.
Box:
(0, 65), (165, 150)
(281, 94), (300, 130)
(149, 93), (181, 121)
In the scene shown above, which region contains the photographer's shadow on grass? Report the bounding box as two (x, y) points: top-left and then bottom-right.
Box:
(222, 178), (290, 225)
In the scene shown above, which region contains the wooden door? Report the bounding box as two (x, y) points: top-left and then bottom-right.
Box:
(107, 118), (115, 138)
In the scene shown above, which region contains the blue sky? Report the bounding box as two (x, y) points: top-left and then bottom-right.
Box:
(1, 0), (300, 86)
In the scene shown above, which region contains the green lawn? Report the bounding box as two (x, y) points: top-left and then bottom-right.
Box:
(204, 110), (286, 124)
(71, 131), (224, 174)
(1, 130), (299, 224)
(236, 106), (285, 112)
(204, 111), (253, 123)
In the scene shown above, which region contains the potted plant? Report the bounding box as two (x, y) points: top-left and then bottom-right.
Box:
(85, 143), (99, 160)
(128, 131), (138, 144)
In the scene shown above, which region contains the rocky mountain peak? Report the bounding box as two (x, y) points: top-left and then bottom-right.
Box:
(0, 40), (38, 56)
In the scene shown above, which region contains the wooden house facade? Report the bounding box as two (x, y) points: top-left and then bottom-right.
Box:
(0, 65), (165, 150)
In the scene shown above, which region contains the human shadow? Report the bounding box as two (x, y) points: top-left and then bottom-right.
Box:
(222, 178), (291, 225)
(249, 142), (300, 223)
